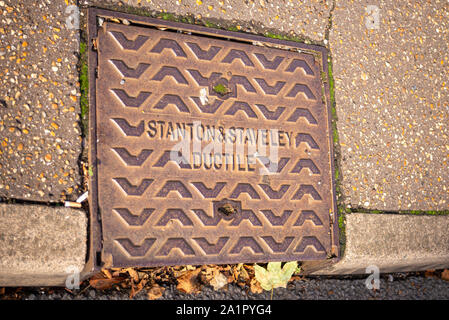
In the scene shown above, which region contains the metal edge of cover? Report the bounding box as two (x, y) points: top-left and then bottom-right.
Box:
(87, 7), (340, 268)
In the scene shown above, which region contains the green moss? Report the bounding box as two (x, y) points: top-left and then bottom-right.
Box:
(327, 54), (347, 256)
(337, 208), (346, 254)
(264, 31), (306, 43)
(79, 41), (89, 137)
(213, 83), (230, 95)
(203, 20), (220, 29)
(349, 208), (449, 216)
(425, 210), (449, 215)
(227, 26), (239, 32)
(338, 211), (345, 230)
(121, 5), (152, 17)
(395, 210), (448, 215)
(328, 58), (336, 116)
(159, 12), (177, 21)
(328, 57), (341, 195)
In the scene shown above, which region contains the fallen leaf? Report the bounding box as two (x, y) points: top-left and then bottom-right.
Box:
(425, 269), (436, 278)
(254, 261), (298, 291)
(130, 278), (147, 299)
(294, 266), (302, 275)
(441, 269), (449, 281)
(101, 269), (112, 279)
(125, 268), (139, 283)
(112, 270), (121, 277)
(147, 284), (165, 300)
(249, 278), (263, 294)
(176, 268), (202, 294)
(210, 272), (228, 291)
(238, 264), (250, 282)
(89, 273), (125, 290)
(254, 264), (270, 291)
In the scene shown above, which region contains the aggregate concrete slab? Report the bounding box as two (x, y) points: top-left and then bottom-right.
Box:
(0, 0), (82, 202)
(0, 203), (87, 286)
(330, 0), (449, 211)
(305, 213), (449, 275)
(85, 0), (331, 43)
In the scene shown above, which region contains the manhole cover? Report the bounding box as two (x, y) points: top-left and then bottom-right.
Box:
(88, 9), (338, 267)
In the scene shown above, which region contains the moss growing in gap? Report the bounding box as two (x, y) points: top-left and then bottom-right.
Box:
(350, 208), (449, 216)
(159, 12), (177, 21)
(203, 20), (220, 29)
(120, 5), (153, 18)
(327, 54), (347, 255)
(327, 56), (341, 194)
(398, 209), (449, 215)
(227, 25), (240, 32)
(213, 83), (230, 95)
(79, 41), (89, 138)
(263, 31), (309, 44)
(337, 208), (346, 254)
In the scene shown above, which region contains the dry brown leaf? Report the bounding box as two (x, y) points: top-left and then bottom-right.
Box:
(112, 270), (121, 277)
(239, 266), (250, 281)
(101, 269), (112, 279)
(250, 278), (263, 294)
(204, 265), (219, 277)
(291, 275), (302, 282)
(125, 268), (139, 283)
(147, 284), (165, 300)
(441, 269), (449, 281)
(244, 264), (254, 273)
(425, 269), (436, 278)
(89, 273), (125, 290)
(130, 278), (148, 299)
(232, 267), (240, 281)
(0, 287), (5, 295)
(176, 268), (202, 294)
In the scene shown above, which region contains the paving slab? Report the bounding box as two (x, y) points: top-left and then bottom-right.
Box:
(85, 0), (331, 42)
(0, 203), (87, 286)
(330, 0), (449, 211)
(303, 213), (449, 275)
(0, 0), (82, 202)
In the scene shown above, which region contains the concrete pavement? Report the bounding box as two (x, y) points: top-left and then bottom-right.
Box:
(0, 203), (87, 286)
(0, 0), (83, 203)
(330, 0), (449, 211)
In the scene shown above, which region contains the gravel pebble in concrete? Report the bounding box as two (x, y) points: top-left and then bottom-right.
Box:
(0, 0), (82, 202)
(330, 0), (449, 211)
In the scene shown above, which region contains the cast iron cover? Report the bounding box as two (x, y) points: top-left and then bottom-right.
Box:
(89, 9), (338, 267)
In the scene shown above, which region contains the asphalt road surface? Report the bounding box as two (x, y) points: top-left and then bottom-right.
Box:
(3, 272), (449, 300)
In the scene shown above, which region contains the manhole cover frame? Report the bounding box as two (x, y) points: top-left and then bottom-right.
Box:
(86, 7), (340, 269)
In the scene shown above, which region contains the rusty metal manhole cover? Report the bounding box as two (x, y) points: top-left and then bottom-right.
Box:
(88, 8), (338, 267)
